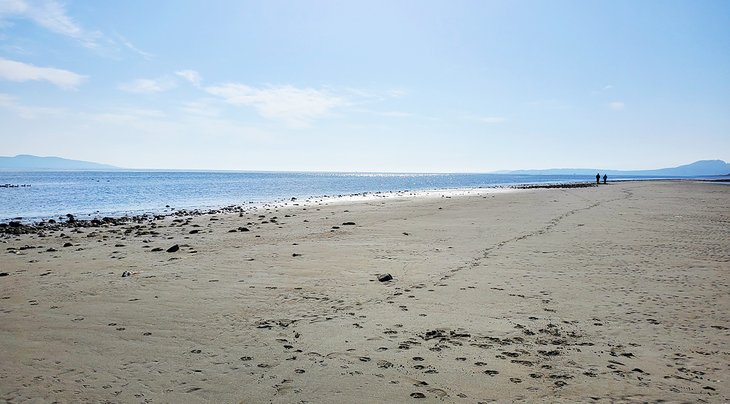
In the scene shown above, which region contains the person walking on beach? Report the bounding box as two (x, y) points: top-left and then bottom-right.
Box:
(603, 174), (607, 184)
(596, 173), (601, 184)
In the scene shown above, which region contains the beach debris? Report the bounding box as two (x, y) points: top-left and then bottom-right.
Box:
(378, 273), (393, 282)
(166, 244), (180, 253)
(121, 271), (131, 277)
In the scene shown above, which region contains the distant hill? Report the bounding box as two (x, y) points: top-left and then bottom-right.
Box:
(497, 160), (730, 177)
(0, 155), (118, 170)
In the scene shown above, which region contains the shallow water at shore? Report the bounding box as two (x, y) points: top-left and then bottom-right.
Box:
(0, 170), (691, 221)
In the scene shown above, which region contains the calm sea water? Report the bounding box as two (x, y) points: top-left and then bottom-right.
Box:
(0, 170), (673, 222)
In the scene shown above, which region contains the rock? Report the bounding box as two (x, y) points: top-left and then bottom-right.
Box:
(150, 247), (163, 252)
(66, 214), (76, 223)
(8, 221), (21, 228)
(342, 222), (356, 226)
(378, 273), (393, 282)
(238, 227), (249, 232)
(121, 271), (131, 277)
(0, 272), (8, 277)
(166, 244), (180, 253)
(189, 229), (199, 234)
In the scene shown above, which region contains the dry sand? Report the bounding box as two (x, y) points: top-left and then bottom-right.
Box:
(1, 180), (728, 403)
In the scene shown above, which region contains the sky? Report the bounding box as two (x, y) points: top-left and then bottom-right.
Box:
(0, 0), (728, 172)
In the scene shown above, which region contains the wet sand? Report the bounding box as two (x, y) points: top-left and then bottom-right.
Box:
(1, 180), (728, 402)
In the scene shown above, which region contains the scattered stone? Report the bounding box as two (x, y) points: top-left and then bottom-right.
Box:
(342, 222), (356, 226)
(63, 242), (73, 247)
(150, 247), (163, 252)
(410, 392), (426, 399)
(166, 244), (180, 253)
(0, 272), (8, 277)
(378, 273), (393, 282)
(121, 271), (131, 277)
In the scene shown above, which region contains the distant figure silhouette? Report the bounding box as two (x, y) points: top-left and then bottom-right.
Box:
(603, 174), (607, 184)
(596, 173), (600, 184)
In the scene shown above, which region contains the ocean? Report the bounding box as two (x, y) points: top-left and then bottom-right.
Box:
(0, 170), (678, 222)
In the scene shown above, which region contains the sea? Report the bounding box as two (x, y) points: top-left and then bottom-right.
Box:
(0, 170), (691, 222)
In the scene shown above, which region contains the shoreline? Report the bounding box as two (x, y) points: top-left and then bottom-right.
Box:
(1, 181), (598, 228)
(1, 180), (728, 402)
(1, 177), (635, 228)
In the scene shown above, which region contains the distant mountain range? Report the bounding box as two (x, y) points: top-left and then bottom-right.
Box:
(0, 155), (118, 170)
(1, 155), (728, 176)
(496, 160), (730, 177)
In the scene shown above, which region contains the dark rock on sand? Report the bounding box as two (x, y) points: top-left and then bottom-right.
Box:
(121, 271), (131, 277)
(342, 222), (356, 226)
(0, 272), (9, 277)
(150, 247), (163, 252)
(378, 273), (393, 282)
(166, 244), (180, 253)
(63, 242), (73, 247)
(9, 221), (22, 228)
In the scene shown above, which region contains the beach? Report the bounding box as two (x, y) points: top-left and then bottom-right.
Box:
(1, 180), (728, 402)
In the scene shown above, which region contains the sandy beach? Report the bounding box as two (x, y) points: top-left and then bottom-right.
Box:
(0, 180), (728, 403)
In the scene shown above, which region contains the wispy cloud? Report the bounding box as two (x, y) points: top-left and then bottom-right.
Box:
(609, 101), (625, 111)
(0, 1), (152, 59)
(205, 83), (346, 127)
(0, 57), (86, 89)
(118, 77), (176, 94)
(175, 70), (201, 87)
(180, 98), (220, 117)
(378, 111), (412, 118)
(86, 107), (166, 125)
(0, 92), (64, 118)
(477, 116), (506, 124)
(0, 0), (102, 49)
(115, 32), (154, 60)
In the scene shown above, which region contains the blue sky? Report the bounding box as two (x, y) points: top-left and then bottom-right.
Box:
(1, 0), (728, 172)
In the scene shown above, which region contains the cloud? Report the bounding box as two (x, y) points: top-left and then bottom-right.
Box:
(0, 58), (86, 89)
(86, 108), (166, 125)
(478, 116), (506, 124)
(0, 92), (64, 118)
(0, 0), (102, 49)
(609, 101), (625, 111)
(379, 111), (412, 118)
(175, 70), (201, 87)
(205, 83), (346, 127)
(118, 77), (176, 94)
(180, 99), (220, 117)
(115, 33), (154, 60)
